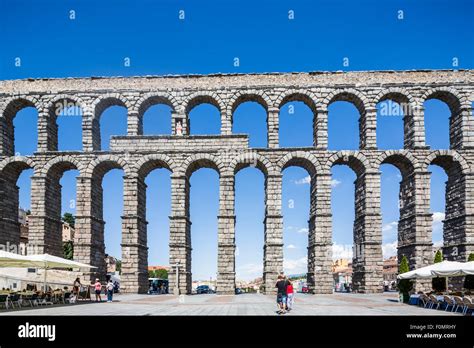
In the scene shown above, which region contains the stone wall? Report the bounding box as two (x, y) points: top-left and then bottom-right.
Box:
(0, 69), (473, 294)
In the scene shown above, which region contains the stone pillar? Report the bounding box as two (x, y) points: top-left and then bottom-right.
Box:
(263, 174), (283, 293)
(360, 107), (377, 150)
(27, 175), (63, 256)
(443, 171), (474, 261)
(267, 107), (279, 148)
(221, 111), (232, 136)
(0, 176), (21, 250)
(74, 176), (106, 282)
(404, 105), (427, 149)
(314, 110), (328, 150)
(352, 171), (383, 293)
(82, 112), (100, 152)
(121, 175), (149, 293)
(127, 110), (142, 136)
(37, 108), (57, 152)
(169, 174), (192, 294)
(397, 171), (432, 291)
(0, 117), (14, 156)
(172, 112), (188, 135)
(307, 173), (333, 293)
(450, 106), (474, 150)
(217, 175), (236, 294)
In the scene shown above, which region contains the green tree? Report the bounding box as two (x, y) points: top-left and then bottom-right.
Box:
(115, 260), (121, 274)
(432, 250), (446, 292)
(63, 241), (73, 260)
(397, 255), (413, 303)
(154, 269), (168, 279)
(62, 212), (75, 228)
(464, 253), (474, 290)
(434, 250), (443, 263)
(148, 269), (169, 279)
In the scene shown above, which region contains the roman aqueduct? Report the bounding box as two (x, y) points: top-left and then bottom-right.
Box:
(0, 70), (473, 294)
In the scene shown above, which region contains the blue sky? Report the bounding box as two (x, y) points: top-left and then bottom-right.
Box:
(2, 0), (473, 280)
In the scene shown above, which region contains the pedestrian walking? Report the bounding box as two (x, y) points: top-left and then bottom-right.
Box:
(286, 278), (294, 311)
(93, 278), (102, 302)
(106, 279), (114, 302)
(275, 274), (289, 314)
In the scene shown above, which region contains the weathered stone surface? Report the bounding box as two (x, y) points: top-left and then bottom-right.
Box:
(0, 70), (472, 294)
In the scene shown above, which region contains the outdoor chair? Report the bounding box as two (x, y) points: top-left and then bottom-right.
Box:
(453, 296), (464, 313)
(29, 293), (39, 307)
(38, 293), (53, 306)
(428, 295), (440, 310)
(63, 292), (73, 304)
(0, 294), (9, 310)
(8, 294), (22, 309)
(418, 294), (429, 308)
(462, 297), (474, 315)
(443, 295), (455, 311)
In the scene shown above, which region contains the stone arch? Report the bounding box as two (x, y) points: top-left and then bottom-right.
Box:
(40, 155), (85, 178)
(0, 95), (40, 121)
(91, 93), (130, 121)
(323, 88), (368, 115)
(375, 88), (416, 107)
(135, 153), (176, 178)
(376, 150), (419, 178)
(0, 96), (40, 156)
(420, 88), (471, 150)
(134, 92), (179, 117)
(85, 154), (132, 179)
(326, 151), (370, 176)
(275, 90), (320, 115)
(183, 92), (226, 116)
(228, 90), (272, 115)
(0, 156), (36, 248)
(228, 152), (276, 177)
(183, 92), (224, 135)
(0, 156), (35, 178)
(181, 153), (223, 178)
(323, 89), (370, 150)
(420, 87), (467, 112)
(46, 94), (86, 117)
(277, 151), (320, 177)
(423, 150), (469, 174)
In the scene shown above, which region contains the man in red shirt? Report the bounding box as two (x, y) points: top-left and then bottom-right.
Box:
(286, 278), (294, 311)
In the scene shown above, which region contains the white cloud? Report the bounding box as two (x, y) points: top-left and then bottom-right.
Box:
(287, 244), (296, 249)
(331, 179), (341, 188)
(382, 241), (398, 258)
(294, 176), (311, 185)
(235, 247), (240, 257)
(432, 212), (445, 223)
(236, 263), (263, 280)
(283, 257), (307, 274)
(297, 228), (309, 234)
(433, 240), (443, 248)
(293, 176), (340, 188)
(382, 221), (398, 233)
(332, 243), (353, 260)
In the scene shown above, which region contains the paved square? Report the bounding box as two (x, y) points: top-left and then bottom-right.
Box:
(0, 293), (460, 316)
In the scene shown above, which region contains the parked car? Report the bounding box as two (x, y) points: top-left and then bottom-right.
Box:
(301, 286), (309, 293)
(235, 288), (242, 295)
(196, 285), (212, 294)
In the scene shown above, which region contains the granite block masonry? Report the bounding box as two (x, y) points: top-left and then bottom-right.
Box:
(0, 70), (473, 294)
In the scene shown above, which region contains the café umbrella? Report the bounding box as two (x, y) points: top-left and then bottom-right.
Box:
(0, 251), (96, 290)
(397, 260), (468, 279)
